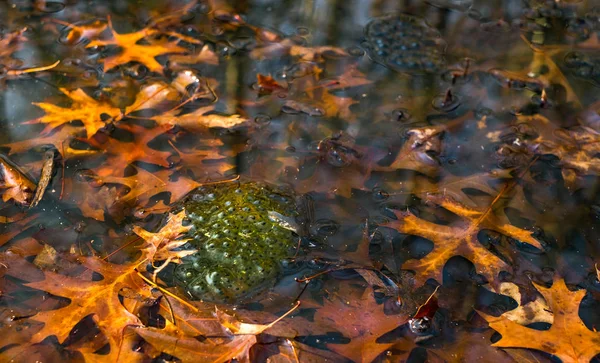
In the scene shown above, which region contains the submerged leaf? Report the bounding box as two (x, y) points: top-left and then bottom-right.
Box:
(480, 278), (600, 363)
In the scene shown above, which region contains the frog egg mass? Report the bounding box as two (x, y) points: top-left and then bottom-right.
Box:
(174, 181), (298, 303)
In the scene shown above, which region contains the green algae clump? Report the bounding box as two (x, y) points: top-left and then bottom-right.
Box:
(173, 181), (297, 303)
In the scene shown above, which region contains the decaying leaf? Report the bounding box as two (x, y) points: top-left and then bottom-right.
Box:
(151, 105), (248, 130)
(0, 154), (36, 206)
(0, 28), (28, 60)
(134, 210), (195, 279)
(137, 322), (258, 363)
(490, 282), (554, 326)
(29, 149), (55, 208)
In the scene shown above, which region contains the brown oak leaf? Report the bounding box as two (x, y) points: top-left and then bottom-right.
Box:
(314, 286), (409, 363)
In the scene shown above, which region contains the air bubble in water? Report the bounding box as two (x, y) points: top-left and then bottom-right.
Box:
(254, 114), (271, 126)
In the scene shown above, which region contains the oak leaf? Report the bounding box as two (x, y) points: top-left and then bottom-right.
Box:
(0, 155), (36, 205)
(169, 139), (234, 179)
(86, 19), (187, 74)
(281, 67), (362, 120)
(2, 125), (91, 160)
(99, 166), (168, 206)
(374, 125), (444, 177)
(142, 304), (299, 362)
(314, 287), (409, 362)
(380, 195), (543, 286)
(64, 178), (120, 221)
(24, 88), (123, 139)
(151, 105), (248, 131)
(137, 322), (257, 363)
(500, 114), (600, 190)
(23, 256), (152, 356)
(382, 170), (509, 208)
(83, 123), (174, 176)
(423, 328), (517, 363)
(488, 38), (581, 107)
(536, 126), (600, 190)
(491, 282), (554, 325)
(124, 81), (181, 115)
(65, 166), (167, 221)
(480, 278), (600, 363)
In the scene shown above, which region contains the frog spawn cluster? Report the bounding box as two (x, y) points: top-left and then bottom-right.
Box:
(173, 182), (297, 303)
(364, 14), (446, 73)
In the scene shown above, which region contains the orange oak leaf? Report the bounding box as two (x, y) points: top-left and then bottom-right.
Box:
(133, 210), (195, 279)
(86, 18), (187, 74)
(100, 166), (168, 206)
(23, 256), (151, 352)
(489, 282), (553, 326)
(487, 37), (581, 108)
(24, 88), (123, 139)
(380, 195), (543, 286)
(84, 123), (174, 176)
(479, 278), (600, 363)
(126, 69), (215, 112)
(314, 287), (409, 363)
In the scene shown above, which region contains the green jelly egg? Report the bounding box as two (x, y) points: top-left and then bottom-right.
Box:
(174, 181), (297, 303)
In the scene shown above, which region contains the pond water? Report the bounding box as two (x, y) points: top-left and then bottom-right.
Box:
(1, 0), (600, 362)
